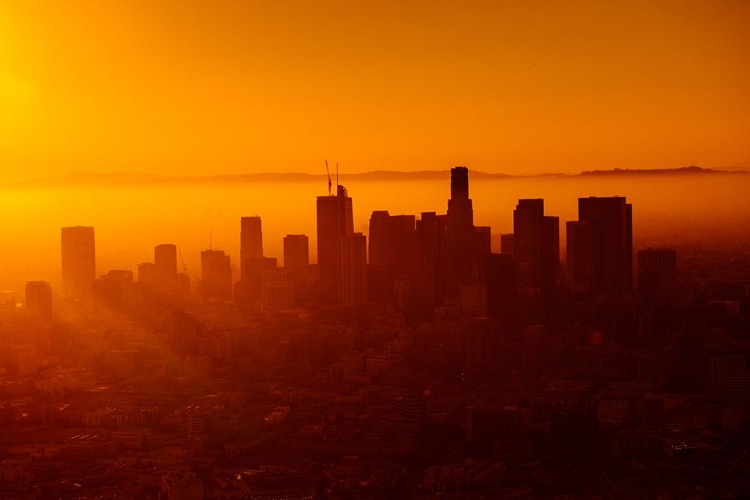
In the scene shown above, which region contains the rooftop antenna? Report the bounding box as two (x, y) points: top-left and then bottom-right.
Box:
(325, 159), (332, 196)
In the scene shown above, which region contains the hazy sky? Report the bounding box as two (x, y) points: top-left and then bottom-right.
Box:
(1, 0), (748, 181)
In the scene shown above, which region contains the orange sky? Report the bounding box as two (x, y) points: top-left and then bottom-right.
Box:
(1, 0), (748, 181)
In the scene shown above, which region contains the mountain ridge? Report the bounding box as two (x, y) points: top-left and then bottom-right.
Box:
(5, 166), (745, 188)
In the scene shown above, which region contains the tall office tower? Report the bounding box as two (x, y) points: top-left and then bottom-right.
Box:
(638, 248), (677, 303)
(368, 211), (392, 303)
(283, 234), (309, 271)
(337, 233), (367, 307)
(445, 167), (475, 298)
(513, 199), (559, 314)
(200, 249), (232, 300)
(569, 196), (633, 297)
(283, 234), (310, 305)
(240, 216), (263, 281)
(368, 211), (391, 266)
(414, 212), (447, 318)
(61, 226), (96, 300)
(137, 262), (157, 283)
(486, 254), (517, 320)
(317, 184), (354, 305)
(154, 244), (178, 277)
(25, 281), (53, 322)
(500, 234), (515, 257)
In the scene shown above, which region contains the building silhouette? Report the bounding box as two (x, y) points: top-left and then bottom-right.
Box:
(25, 281), (53, 322)
(414, 212), (447, 319)
(61, 226), (95, 300)
(283, 234), (309, 271)
(445, 167), (475, 298)
(513, 199), (559, 315)
(317, 185), (354, 305)
(154, 243), (178, 277)
(567, 196), (633, 298)
(240, 216), (263, 281)
(337, 233), (368, 307)
(200, 249), (232, 300)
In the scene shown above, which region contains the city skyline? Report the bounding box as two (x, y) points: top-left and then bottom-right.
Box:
(2, 3), (750, 497)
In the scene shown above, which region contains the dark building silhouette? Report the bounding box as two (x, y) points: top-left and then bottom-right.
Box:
(414, 212), (447, 318)
(25, 281), (53, 322)
(284, 234), (310, 305)
(240, 216), (263, 281)
(513, 199), (559, 314)
(368, 212), (417, 305)
(568, 196), (633, 298)
(317, 185), (354, 305)
(61, 226), (95, 300)
(283, 234), (309, 271)
(638, 248), (677, 303)
(337, 233), (368, 307)
(154, 243), (178, 277)
(200, 249), (232, 300)
(445, 167), (475, 298)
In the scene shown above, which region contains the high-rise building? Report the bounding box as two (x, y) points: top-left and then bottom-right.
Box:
(414, 212), (447, 318)
(200, 249), (232, 300)
(317, 185), (354, 305)
(513, 199), (559, 314)
(337, 233), (367, 307)
(638, 248), (677, 303)
(283, 234), (309, 271)
(240, 216), (263, 281)
(154, 244), (178, 277)
(568, 196), (633, 298)
(709, 353), (746, 399)
(473, 226), (492, 285)
(25, 281), (53, 322)
(61, 226), (95, 300)
(445, 167), (475, 298)
(241, 257), (277, 304)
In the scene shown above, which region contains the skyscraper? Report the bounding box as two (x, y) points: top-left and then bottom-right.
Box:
(154, 243), (178, 277)
(316, 185), (354, 305)
(25, 281), (53, 322)
(61, 226), (95, 300)
(240, 216), (263, 281)
(200, 249), (232, 300)
(337, 233), (367, 307)
(572, 196), (633, 297)
(513, 199), (559, 314)
(445, 167), (475, 298)
(414, 212), (447, 318)
(283, 234), (309, 271)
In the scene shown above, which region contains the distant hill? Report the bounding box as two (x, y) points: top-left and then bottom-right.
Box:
(578, 166), (740, 176)
(5, 165), (745, 188)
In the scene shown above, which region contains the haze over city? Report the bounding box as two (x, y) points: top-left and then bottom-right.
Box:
(1, 2), (750, 499)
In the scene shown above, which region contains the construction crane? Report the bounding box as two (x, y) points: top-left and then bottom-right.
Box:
(325, 159), (332, 196)
(178, 247), (187, 274)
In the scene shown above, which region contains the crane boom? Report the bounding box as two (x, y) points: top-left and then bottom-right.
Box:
(325, 159), (332, 196)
